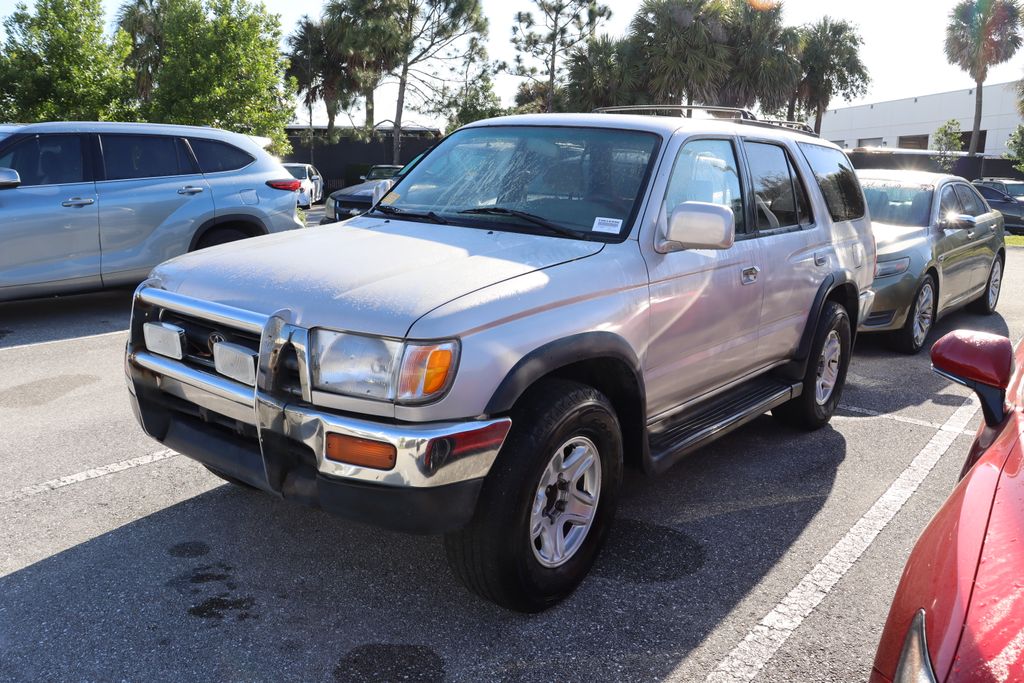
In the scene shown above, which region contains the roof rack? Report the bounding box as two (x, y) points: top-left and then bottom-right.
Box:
(594, 105), (818, 137)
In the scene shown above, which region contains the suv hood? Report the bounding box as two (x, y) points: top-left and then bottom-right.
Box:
(150, 218), (603, 338)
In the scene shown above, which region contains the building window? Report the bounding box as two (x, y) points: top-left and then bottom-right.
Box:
(898, 135), (928, 150)
(957, 130), (986, 153)
(830, 140), (846, 148)
(858, 137), (884, 147)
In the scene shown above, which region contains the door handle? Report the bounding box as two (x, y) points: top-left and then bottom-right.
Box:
(177, 186), (204, 195)
(967, 230), (976, 239)
(741, 266), (760, 285)
(61, 197), (94, 207)
(814, 252), (827, 266)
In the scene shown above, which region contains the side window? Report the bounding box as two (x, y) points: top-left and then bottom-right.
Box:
(0, 134), (84, 186)
(938, 185), (962, 218)
(663, 139), (745, 234)
(954, 184), (986, 216)
(744, 141), (812, 230)
(102, 135), (193, 180)
(975, 185), (999, 200)
(188, 138), (254, 173)
(797, 143), (865, 222)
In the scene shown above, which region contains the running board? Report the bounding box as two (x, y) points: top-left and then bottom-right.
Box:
(646, 377), (802, 475)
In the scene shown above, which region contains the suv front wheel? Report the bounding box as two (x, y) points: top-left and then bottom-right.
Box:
(773, 301), (852, 430)
(444, 378), (623, 612)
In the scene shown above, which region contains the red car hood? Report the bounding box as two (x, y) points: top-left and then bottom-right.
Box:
(948, 441), (1024, 681)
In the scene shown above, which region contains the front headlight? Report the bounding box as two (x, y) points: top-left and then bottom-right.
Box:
(311, 329), (458, 403)
(876, 256), (911, 278)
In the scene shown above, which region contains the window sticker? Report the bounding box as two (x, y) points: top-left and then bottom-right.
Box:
(380, 193), (399, 205)
(592, 216), (623, 233)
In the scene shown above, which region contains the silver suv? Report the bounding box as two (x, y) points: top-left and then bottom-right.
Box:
(0, 122), (304, 302)
(125, 109), (876, 611)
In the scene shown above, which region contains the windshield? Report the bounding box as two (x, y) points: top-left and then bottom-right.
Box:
(861, 180), (933, 227)
(377, 125), (661, 239)
(286, 166), (306, 179)
(367, 166), (400, 180)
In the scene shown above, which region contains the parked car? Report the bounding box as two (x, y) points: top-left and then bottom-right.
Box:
(858, 169), (1005, 354)
(283, 162), (323, 207)
(871, 329), (1022, 683)
(0, 121), (304, 303)
(125, 109), (876, 611)
(975, 177), (1024, 200)
(322, 163), (411, 223)
(973, 182), (1024, 233)
(321, 163), (413, 223)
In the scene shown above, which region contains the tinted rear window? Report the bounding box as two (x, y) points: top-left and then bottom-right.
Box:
(188, 138), (254, 173)
(797, 143), (865, 222)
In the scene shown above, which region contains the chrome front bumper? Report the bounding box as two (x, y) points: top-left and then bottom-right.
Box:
(127, 285), (510, 492)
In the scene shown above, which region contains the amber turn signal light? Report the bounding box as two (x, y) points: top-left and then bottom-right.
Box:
(325, 433), (397, 470)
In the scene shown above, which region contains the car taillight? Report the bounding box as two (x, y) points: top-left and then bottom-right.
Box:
(266, 179), (302, 192)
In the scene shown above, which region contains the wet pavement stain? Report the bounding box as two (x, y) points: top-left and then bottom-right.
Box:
(188, 595), (256, 619)
(594, 517), (706, 583)
(334, 644), (445, 683)
(168, 541), (210, 558)
(0, 374), (99, 407)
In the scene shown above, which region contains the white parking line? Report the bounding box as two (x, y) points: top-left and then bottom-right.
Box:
(700, 393), (980, 683)
(838, 403), (977, 436)
(0, 449), (177, 505)
(0, 329), (128, 352)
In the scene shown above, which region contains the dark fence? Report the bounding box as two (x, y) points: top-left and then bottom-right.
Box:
(848, 150), (1024, 181)
(284, 133), (439, 191)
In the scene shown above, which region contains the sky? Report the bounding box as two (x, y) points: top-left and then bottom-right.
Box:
(1, 0), (1022, 128)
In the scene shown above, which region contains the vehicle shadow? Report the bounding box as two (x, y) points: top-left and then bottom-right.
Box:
(0, 288), (134, 348)
(844, 310), (1011, 416)
(0, 417), (844, 682)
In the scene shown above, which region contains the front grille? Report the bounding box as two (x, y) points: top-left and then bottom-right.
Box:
(158, 310), (260, 372)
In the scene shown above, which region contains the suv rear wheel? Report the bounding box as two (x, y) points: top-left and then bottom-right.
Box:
(444, 378), (623, 612)
(195, 227), (249, 250)
(773, 301), (852, 430)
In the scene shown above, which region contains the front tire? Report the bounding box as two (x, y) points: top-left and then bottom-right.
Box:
(444, 379), (623, 612)
(889, 275), (935, 354)
(773, 301), (852, 431)
(970, 256), (1002, 315)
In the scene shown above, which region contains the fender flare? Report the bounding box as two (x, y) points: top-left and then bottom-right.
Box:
(793, 271), (862, 361)
(189, 213), (269, 251)
(484, 331), (645, 415)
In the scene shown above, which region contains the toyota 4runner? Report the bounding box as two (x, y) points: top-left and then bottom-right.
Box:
(126, 108), (876, 612)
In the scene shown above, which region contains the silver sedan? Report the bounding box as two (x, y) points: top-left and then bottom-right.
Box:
(858, 169), (1005, 353)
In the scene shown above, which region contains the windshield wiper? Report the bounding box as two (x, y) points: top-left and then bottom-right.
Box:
(371, 204), (449, 224)
(458, 207), (589, 240)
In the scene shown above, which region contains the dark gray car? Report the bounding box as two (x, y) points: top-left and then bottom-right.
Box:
(974, 182), (1024, 233)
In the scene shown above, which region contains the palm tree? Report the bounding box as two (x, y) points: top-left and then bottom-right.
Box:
(716, 0), (801, 113)
(564, 35), (642, 111)
(286, 16), (327, 128)
(946, 0), (1023, 156)
(796, 17), (869, 134)
(116, 0), (164, 103)
(629, 0), (730, 107)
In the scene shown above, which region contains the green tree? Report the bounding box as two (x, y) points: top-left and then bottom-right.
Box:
(933, 119), (964, 172)
(717, 0), (801, 113)
(796, 17), (869, 134)
(946, 0), (1022, 156)
(387, 0), (488, 162)
(1003, 123), (1024, 173)
(0, 0), (134, 121)
(563, 35), (643, 111)
(149, 0), (295, 154)
(629, 0), (730, 107)
(425, 62), (507, 132)
(511, 0), (610, 113)
(286, 14), (363, 136)
(116, 0), (165, 104)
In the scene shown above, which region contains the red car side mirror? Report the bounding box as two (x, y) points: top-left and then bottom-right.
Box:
(931, 330), (1014, 426)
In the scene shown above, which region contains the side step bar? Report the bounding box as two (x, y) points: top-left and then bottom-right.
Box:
(647, 377), (802, 475)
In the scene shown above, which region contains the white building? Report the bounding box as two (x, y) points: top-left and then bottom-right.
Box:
(819, 81), (1023, 156)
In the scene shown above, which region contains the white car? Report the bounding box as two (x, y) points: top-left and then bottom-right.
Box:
(283, 162), (323, 207)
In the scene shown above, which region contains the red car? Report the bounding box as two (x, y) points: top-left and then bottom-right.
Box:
(871, 330), (1023, 683)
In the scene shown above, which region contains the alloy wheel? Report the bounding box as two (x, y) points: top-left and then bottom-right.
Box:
(815, 330), (842, 405)
(529, 436), (602, 568)
(988, 259), (1002, 309)
(913, 282), (935, 348)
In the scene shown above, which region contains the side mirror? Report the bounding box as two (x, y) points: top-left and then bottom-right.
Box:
(311, 175), (321, 181)
(931, 330), (1014, 426)
(661, 201), (735, 252)
(941, 213), (977, 230)
(359, 175), (367, 181)
(0, 167), (21, 189)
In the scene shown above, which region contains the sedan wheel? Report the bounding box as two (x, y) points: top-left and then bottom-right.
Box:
(912, 281), (935, 348)
(971, 257), (1003, 315)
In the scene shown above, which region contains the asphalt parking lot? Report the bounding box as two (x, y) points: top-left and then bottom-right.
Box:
(0, 248), (1018, 683)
